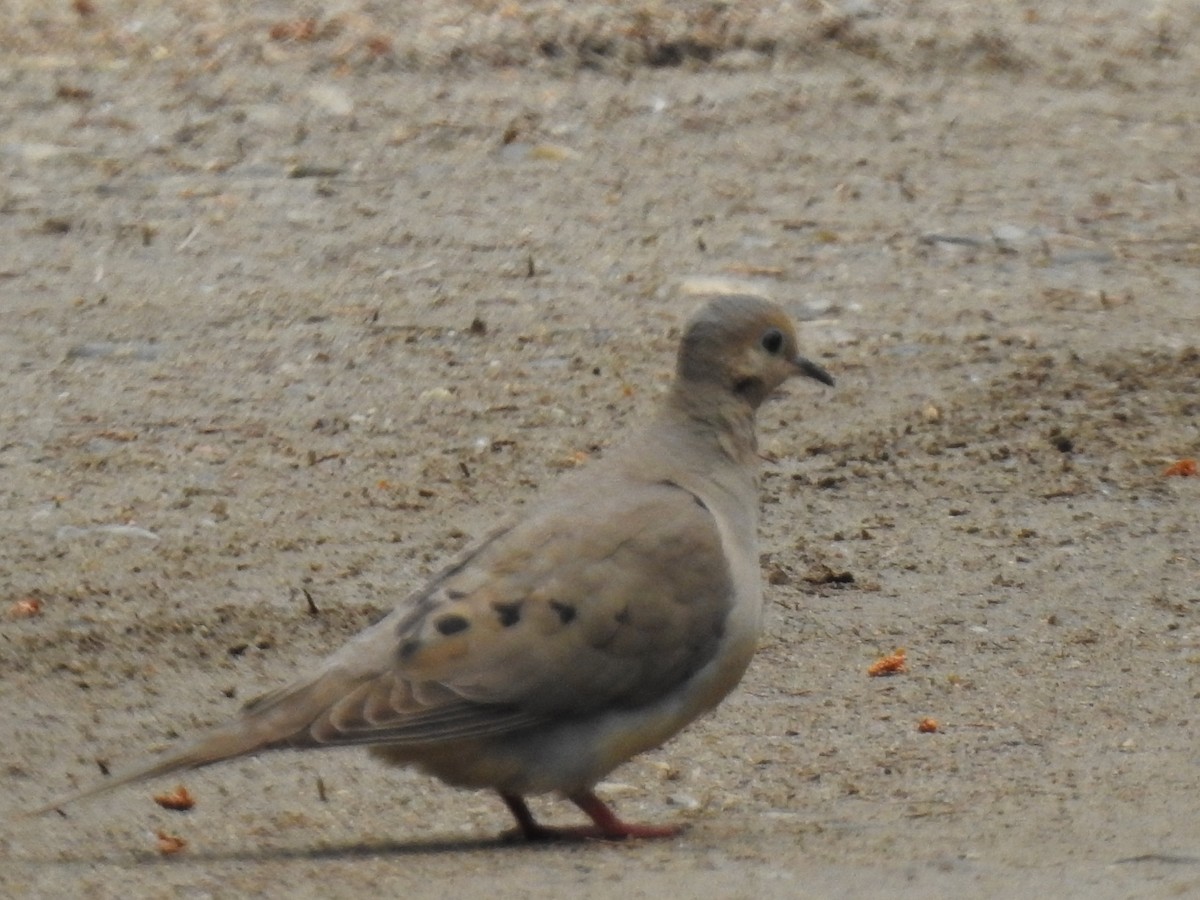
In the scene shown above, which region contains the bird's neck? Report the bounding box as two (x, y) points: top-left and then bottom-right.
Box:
(664, 382), (759, 468)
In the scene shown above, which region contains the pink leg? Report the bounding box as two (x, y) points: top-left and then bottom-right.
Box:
(571, 790), (683, 840)
(500, 791), (683, 842)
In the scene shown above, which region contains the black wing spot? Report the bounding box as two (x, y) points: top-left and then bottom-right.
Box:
(445, 588), (466, 600)
(549, 600), (576, 625)
(435, 614), (470, 636)
(492, 601), (523, 627)
(399, 639), (421, 661)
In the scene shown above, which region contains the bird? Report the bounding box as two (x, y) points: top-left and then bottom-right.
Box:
(30, 294), (834, 841)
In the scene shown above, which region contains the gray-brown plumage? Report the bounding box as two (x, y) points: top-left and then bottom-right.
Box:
(31, 295), (834, 840)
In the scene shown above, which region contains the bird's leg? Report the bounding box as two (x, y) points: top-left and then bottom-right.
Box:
(501, 793), (559, 841)
(500, 793), (601, 841)
(499, 792), (682, 841)
(569, 790), (683, 840)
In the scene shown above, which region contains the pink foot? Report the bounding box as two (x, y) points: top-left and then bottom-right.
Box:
(500, 792), (684, 842)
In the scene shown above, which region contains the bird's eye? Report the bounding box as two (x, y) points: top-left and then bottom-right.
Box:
(760, 328), (784, 355)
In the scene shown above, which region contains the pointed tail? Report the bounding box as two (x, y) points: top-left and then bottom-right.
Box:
(23, 663), (372, 819)
(23, 724), (262, 818)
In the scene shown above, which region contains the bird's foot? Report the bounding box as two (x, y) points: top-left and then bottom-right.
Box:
(500, 791), (684, 842)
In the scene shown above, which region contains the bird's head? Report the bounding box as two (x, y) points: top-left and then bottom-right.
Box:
(675, 295), (834, 410)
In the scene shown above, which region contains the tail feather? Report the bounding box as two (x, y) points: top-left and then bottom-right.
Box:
(24, 665), (371, 819)
(23, 716), (286, 819)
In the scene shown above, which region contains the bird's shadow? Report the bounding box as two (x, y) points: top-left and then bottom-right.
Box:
(163, 833), (558, 865)
(19, 829), (655, 868)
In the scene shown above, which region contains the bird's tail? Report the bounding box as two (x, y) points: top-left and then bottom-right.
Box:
(23, 664), (370, 819)
(24, 726), (262, 818)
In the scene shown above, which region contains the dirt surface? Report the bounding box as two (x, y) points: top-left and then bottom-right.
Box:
(2, 2), (1199, 897)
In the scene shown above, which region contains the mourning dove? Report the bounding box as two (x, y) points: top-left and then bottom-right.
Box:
(32, 295), (834, 840)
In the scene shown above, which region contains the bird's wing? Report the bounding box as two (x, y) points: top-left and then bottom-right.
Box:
(278, 475), (739, 749)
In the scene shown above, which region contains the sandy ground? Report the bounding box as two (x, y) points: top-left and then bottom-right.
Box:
(2, 2), (1199, 897)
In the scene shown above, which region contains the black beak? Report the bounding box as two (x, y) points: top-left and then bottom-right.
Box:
(795, 355), (835, 387)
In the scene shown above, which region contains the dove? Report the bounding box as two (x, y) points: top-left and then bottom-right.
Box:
(31, 295), (834, 840)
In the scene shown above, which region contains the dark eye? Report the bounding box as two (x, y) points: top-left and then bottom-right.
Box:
(760, 328), (784, 355)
